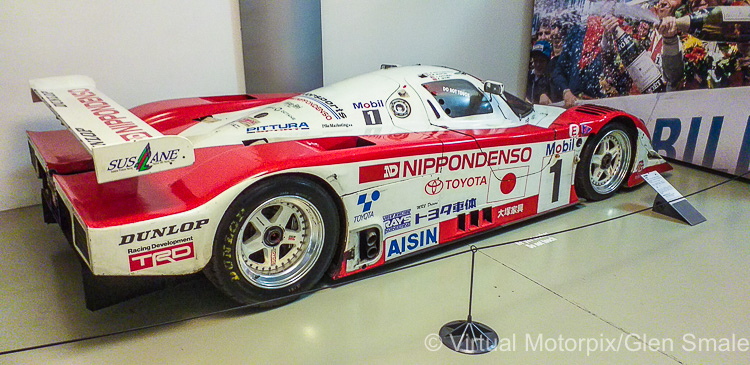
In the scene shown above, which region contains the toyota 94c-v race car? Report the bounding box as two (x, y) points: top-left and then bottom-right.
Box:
(27, 65), (671, 306)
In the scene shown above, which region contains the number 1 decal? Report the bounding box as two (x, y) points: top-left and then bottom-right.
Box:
(549, 159), (562, 203)
(363, 110), (382, 125)
(538, 153), (573, 213)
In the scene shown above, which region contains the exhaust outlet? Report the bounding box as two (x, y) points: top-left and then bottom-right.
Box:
(359, 228), (380, 261)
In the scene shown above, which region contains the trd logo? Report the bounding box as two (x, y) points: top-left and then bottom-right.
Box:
(129, 242), (194, 272)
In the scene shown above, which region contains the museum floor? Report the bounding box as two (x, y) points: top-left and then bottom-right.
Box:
(1, 163), (748, 364)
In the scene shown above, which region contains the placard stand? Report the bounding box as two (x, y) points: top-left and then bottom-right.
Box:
(641, 171), (706, 226)
(439, 246), (498, 354)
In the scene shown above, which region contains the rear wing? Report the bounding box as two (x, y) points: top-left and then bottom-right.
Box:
(30, 75), (194, 183)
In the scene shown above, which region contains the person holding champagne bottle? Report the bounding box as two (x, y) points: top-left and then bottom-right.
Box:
(651, 0), (688, 88)
(666, 1), (749, 42)
(600, 0), (685, 92)
(659, 0), (750, 88)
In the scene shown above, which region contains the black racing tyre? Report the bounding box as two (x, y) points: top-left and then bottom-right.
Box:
(204, 176), (339, 306)
(574, 122), (634, 201)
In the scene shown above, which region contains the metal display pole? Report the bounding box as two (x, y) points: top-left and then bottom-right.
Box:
(439, 246), (498, 354)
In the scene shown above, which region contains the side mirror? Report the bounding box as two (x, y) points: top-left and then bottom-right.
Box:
(483, 81), (504, 95)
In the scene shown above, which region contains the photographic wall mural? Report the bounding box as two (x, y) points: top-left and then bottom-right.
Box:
(527, 0), (750, 175)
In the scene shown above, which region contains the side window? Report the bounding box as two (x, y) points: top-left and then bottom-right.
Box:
(422, 79), (493, 118)
(502, 91), (533, 118)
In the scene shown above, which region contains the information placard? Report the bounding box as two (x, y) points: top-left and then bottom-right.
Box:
(641, 172), (706, 226)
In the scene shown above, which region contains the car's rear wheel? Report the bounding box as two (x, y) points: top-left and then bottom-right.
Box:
(575, 122), (633, 201)
(205, 176), (339, 306)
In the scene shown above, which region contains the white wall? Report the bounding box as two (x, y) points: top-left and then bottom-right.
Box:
(0, 1), (245, 211)
(320, 0), (533, 94)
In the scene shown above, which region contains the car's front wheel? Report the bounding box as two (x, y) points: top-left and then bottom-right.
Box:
(575, 122), (633, 201)
(205, 176), (339, 306)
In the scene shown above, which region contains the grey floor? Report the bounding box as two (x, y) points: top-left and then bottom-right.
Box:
(1, 164), (748, 364)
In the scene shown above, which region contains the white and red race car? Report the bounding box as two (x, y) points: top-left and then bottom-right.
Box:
(28, 65), (671, 306)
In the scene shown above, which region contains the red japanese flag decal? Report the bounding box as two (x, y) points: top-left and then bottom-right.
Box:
(487, 166), (529, 203)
